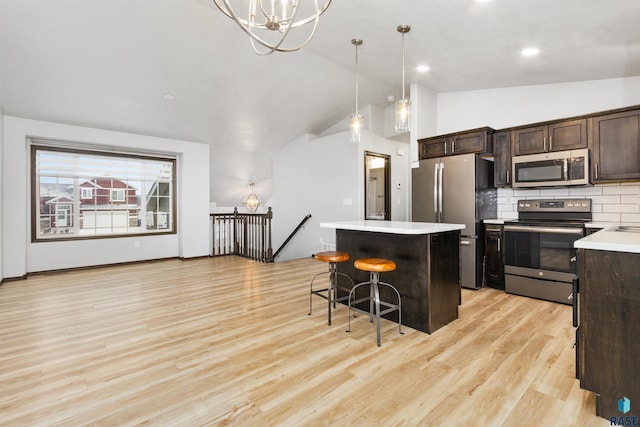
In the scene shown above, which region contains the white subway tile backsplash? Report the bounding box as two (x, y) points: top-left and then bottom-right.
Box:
(621, 194), (639, 204)
(513, 189), (540, 197)
(592, 212), (622, 222)
(496, 184), (640, 220)
(590, 195), (621, 204)
(621, 213), (640, 223)
(603, 204), (639, 213)
(539, 188), (570, 197)
(568, 186), (604, 196)
(602, 184), (640, 195)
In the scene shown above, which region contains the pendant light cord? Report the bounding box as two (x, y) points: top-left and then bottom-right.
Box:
(401, 32), (406, 100)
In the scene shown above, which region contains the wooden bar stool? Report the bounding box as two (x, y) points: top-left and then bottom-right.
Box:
(308, 251), (354, 326)
(347, 258), (403, 346)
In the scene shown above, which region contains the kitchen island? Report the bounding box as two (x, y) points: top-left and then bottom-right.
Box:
(320, 220), (465, 334)
(574, 226), (640, 420)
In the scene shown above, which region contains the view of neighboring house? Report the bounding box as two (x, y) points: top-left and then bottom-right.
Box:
(40, 195), (74, 232)
(78, 177), (140, 230)
(145, 181), (171, 230)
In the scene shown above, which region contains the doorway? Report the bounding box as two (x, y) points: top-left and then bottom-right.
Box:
(364, 152), (390, 220)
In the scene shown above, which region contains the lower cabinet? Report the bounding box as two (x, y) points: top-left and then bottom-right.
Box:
(579, 248), (640, 419)
(484, 224), (504, 289)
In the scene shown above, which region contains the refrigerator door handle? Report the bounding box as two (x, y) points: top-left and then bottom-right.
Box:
(433, 163), (439, 218)
(438, 162), (444, 223)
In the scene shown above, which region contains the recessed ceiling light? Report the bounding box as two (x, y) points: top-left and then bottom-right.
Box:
(521, 47), (540, 57)
(163, 94), (175, 101)
(475, 0), (492, 3)
(416, 65), (430, 73)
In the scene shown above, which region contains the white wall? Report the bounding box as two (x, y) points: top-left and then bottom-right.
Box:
(2, 116), (210, 278)
(272, 129), (410, 261)
(436, 76), (640, 134)
(0, 106), (4, 282)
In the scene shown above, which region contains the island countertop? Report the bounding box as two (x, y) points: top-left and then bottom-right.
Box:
(320, 220), (465, 235)
(574, 225), (640, 254)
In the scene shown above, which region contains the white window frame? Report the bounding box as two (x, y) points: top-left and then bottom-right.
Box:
(81, 188), (93, 199)
(110, 189), (125, 202)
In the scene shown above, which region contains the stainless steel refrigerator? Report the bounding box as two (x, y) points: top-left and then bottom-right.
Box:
(412, 153), (497, 289)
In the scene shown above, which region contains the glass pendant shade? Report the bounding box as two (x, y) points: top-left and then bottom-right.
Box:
(395, 25), (411, 133)
(243, 182), (260, 212)
(348, 38), (364, 143)
(213, 0), (332, 55)
(395, 98), (411, 133)
(349, 114), (364, 143)
(245, 193), (260, 212)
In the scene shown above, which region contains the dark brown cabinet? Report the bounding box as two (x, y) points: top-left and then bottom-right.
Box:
(484, 224), (504, 289)
(418, 127), (494, 160)
(512, 118), (587, 156)
(578, 248), (640, 419)
(493, 131), (511, 187)
(589, 108), (640, 182)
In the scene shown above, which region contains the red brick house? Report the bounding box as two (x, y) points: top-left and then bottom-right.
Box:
(79, 178), (140, 229)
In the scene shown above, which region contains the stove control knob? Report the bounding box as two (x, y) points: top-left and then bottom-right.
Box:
(538, 271), (544, 277)
(568, 202), (574, 207)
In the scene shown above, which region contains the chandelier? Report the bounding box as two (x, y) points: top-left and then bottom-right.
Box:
(212, 0), (332, 55)
(243, 182), (261, 212)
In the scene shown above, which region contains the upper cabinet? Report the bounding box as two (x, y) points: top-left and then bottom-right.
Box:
(493, 131), (512, 187)
(590, 108), (640, 183)
(512, 118), (587, 156)
(418, 127), (494, 160)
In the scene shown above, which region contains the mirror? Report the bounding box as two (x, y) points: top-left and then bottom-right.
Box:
(365, 152), (390, 220)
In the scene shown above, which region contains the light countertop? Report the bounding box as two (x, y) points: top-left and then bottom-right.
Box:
(575, 225), (640, 254)
(320, 220), (465, 235)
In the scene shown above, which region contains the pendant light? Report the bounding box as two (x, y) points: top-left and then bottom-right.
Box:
(395, 25), (411, 133)
(243, 182), (261, 212)
(349, 38), (364, 143)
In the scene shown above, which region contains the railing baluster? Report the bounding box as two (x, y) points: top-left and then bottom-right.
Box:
(210, 207), (275, 263)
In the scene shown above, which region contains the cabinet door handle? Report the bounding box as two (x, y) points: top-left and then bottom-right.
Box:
(506, 170), (510, 184)
(549, 136), (553, 151)
(497, 237), (501, 252)
(452, 139), (456, 153)
(544, 136), (547, 151)
(444, 141), (448, 155)
(595, 163), (599, 179)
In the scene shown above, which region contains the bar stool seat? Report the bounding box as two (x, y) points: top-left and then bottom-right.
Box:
(308, 251), (354, 325)
(347, 257), (403, 346)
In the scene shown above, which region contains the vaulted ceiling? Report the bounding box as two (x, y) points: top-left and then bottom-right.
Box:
(1, 0), (639, 204)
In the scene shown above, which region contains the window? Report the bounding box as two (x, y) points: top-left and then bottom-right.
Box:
(31, 142), (177, 241)
(81, 188), (93, 199)
(110, 189), (125, 202)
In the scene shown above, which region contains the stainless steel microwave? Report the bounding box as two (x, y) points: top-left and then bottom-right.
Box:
(512, 148), (590, 188)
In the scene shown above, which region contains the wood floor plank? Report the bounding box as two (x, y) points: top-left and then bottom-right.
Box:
(0, 256), (608, 426)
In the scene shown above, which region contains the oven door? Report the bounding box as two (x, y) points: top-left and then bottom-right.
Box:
(503, 224), (584, 281)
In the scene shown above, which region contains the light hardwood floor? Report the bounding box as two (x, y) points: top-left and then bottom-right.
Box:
(0, 256), (608, 426)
